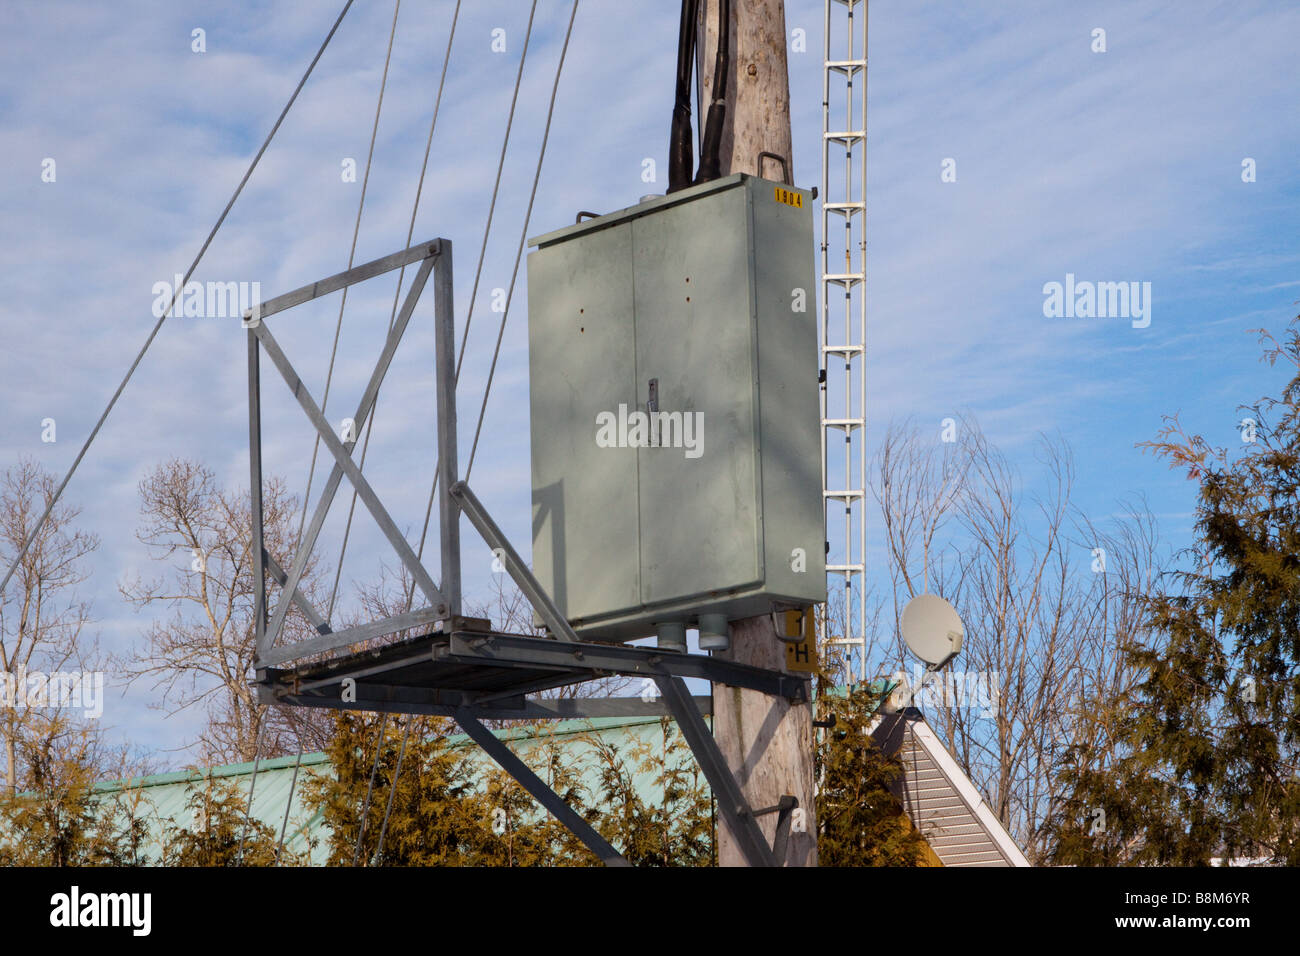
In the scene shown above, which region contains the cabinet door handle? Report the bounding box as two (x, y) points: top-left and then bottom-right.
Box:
(647, 378), (659, 447)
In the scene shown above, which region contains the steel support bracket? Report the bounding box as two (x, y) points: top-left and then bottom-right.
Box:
(247, 242), (811, 867)
(753, 794), (798, 863)
(654, 673), (777, 866)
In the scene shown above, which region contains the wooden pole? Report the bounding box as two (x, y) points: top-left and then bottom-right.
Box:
(696, 0), (818, 867)
(696, 0), (795, 184)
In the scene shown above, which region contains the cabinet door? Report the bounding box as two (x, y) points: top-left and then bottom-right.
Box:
(632, 185), (762, 607)
(528, 221), (640, 622)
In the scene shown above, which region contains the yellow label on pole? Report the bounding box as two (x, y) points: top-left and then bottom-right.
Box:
(783, 608), (817, 672)
(785, 638), (816, 672)
(782, 609), (804, 639)
(774, 187), (804, 209)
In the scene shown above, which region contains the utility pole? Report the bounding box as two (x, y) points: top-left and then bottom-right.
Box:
(696, 0), (818, 867)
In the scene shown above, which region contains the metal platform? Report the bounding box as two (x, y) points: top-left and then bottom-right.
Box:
(246, 239), (803, 867)
(257, 624), (807, 720)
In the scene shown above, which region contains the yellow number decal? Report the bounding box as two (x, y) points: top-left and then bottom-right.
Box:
(774, 187), (804, 209)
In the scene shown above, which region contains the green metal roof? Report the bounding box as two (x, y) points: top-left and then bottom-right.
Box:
(90, 715), (703, 865)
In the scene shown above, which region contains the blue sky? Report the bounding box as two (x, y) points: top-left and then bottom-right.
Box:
(2, 0), (1298, 766)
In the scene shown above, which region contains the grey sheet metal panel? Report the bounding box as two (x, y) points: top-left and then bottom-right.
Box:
(750, 181), (827, 601)
(527, 221), (640, 622)
(632, 183), (761, 605)
(528, 174), (750, 250)
(528, 173), (826, 641)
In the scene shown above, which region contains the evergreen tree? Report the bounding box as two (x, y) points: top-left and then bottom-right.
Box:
(587, 718), (712, 866)
(814, 684), (934, 866)
(467, 724), (601, 866)
(305, 711), (717, 866)
(0, 718), (148, 866)
(159, 775), (297, 866)
(1051, 315), (1300, 865)
(305, 712), (490, 866)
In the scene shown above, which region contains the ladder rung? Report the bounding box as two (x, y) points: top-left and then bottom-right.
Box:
(823, 273), (862, 284)
(823, 418), (863, 428)
(823, 489), (864, 498)
(822, 344), (864, 355)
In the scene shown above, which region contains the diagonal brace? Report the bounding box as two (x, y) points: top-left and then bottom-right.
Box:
(257, 607), (443, 668)
(253, 320), (446, 617)
(249, 240), (441, 322)
(454, 708), (629, 867)
(258, 255), (439, 660)
(449, 480), (579, 643)
(753, 795), (798, 864)
(655, 674), (776, 866)
(263, 550), (330, 635)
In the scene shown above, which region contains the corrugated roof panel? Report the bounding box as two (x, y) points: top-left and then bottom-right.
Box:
(88, 715), (695, 866)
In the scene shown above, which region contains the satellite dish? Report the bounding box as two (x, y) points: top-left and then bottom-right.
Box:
(901, 593), (963, 667)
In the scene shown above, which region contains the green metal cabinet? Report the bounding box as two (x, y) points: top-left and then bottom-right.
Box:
(526, 173), (826, 641)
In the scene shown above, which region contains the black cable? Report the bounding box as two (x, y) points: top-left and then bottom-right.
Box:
(667, 0), (699, 193)
(694, 0), (730, 184)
